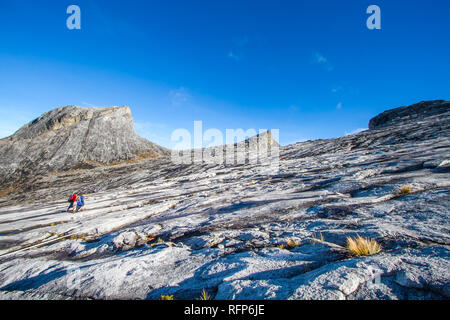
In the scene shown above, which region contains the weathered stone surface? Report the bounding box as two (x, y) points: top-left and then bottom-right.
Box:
(0, 100), (448, 300)
(112, 231), (148, 251)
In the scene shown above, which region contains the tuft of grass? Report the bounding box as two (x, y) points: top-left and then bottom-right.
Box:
(207, 241), (218, 248)
(286, 238), (301, 249)
(160, 295), (174, 300)
(398, 185), (412, 196)
(0, 186), (14, 197)
(346, 235), (381, 257)
(151, 238), (166, 247)
(198, 289), (211, 300)
(49, 232), (65, 238)
(69, 234), (87, 240)
(311, 232), (324, 243)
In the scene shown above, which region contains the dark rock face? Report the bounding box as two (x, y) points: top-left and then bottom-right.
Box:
(369, 100), (450, 130)
(0, 106), (169, 185)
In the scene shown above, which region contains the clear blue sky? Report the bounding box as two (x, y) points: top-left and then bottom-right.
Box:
(0, 0), (449, 148)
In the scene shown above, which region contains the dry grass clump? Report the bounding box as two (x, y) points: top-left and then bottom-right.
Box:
(311, 232), (324, 243)
(136, 152), (159, 160)
(69, 234), (87, 240)
(398, 185), (412, 196)
(150, 237), (175, 247)
(286, 238), (301, 249)
(346, 235), (381, 257)
(279, 238), (301, 250)
(0, 186), (15, 198)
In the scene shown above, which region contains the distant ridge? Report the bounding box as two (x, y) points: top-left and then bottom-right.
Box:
(369, 100), (450, 130)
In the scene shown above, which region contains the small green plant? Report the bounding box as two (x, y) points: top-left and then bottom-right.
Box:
(198, 289), (211, 300)
(346, 235), (381, 257)
(160, 295), (174, 300)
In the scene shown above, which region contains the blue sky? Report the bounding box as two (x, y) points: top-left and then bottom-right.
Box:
(0, 0), (449, 148)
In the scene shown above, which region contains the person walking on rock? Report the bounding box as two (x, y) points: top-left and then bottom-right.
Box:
(76, 193), (85, 212)
(67, 193), (77, 213)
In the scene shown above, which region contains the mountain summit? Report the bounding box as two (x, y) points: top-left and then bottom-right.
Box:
(0, 105), (169, 182)
(369, 100), (450, 130)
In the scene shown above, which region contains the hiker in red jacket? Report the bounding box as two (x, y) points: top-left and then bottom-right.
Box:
(67, 193), (77, 213)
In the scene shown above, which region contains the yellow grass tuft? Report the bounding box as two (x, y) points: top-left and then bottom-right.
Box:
(346, 235), (381, 257)
(160, 295), (174, 300)
(69, 234), (87, 240)
(398, 185), (412, 196)
(286, 238), (301, 249)
(0, 186), (15, 198)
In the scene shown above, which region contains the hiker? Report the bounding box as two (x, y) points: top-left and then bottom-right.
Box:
(67, 193), (77, 212)
(76, 193), (85, 212)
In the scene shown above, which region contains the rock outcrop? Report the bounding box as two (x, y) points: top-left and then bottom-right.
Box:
(368, 100), (450, 130)
(0, 106), (169, 188)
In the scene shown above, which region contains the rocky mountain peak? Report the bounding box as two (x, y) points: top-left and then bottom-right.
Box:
(369, 100), (450, 130)
(0, 105), (169, 184)
(12, 106), (133, 140)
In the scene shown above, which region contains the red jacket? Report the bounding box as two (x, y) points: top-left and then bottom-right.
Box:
(69, 194), (77, 203)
